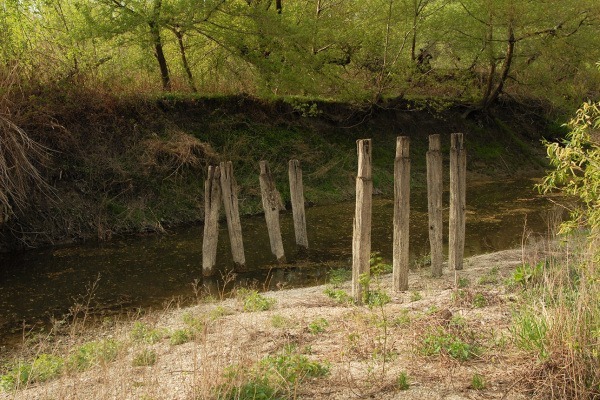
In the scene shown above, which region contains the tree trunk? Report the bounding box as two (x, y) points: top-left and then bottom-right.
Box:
(149, 0), (171, 91)
(174, 29), (197, 92)
(481, 26), (515, 111)
(275, 0), (282, 14)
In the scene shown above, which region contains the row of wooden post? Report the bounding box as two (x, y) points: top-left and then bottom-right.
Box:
(202, 160), (308, 276)
(352, 133), (466, 302)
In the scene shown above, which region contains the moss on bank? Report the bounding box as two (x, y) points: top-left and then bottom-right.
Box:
(0, 94), (549, 251)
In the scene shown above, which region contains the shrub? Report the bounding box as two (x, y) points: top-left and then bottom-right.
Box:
(1, 354), (64, 390)
(308, 318), (329, 334)
(67, 339), (120, 371)
(132, 349), (157, 367)
(236, 289), (276, 312)
(130, 322), (166, 344)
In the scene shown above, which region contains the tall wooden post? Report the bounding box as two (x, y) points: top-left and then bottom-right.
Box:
(352, 139), (373, 304)
(219, 161), (246, 268)
(393, 137), (410, 291)
(259, 161), (286, 263)
(288, 159), (308, 250)
(449, 133), (466, 271)
(202, 165), (221, 276)
(427, 134), (444, 277)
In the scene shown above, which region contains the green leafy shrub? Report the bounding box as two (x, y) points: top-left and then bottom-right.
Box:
(1, 354), (64, 390)
(216, 347), (329, 399)
(67, 339), (120, 371)
(132, 349), (157, 367)
(308, 318), (329, 334)
(421, 328), (478, 361)
(471, 373), (485, 390)
(323, 287), (352, 304)
(130, 322), (166, 344)
(236, 289), (276, 312)
(327, 268), (352, 287)
(170, 329), (193, 345)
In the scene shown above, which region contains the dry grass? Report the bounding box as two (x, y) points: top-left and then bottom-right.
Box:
(1, 249), (536, 400)
(0, 67), (53, 222)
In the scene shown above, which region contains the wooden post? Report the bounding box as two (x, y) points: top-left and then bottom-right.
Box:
(202, 165), (221, 276)
(259, 161), (286, 263)
(219, 161), (246, 268)
(352, 139), (373, 304)
(449, 133), (466, 271)
(288, 159), (308, 250)
(427, 134), (444, 277)
(393, 137), (410, 291)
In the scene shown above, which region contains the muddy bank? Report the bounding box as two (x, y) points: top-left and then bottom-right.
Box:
(0, 94), (553, 251)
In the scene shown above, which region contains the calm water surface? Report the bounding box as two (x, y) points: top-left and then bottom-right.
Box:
(0, 178), (553, 342)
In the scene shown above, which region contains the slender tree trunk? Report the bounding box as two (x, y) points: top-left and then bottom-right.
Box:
(149, 0), (170, 91)
(410, 0), (418, 61)
(481, 26), (515, 110)
(275, 0), (282, 14)
(174, 29), (197, 92)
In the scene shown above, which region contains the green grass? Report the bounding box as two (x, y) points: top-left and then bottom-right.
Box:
(307, 318), (329, 335)
(215, 346), (329, 400)
(67, 339), (120, 372)
(170, 329), (193, 346)
(1, 354), (64, 390)
(132, 349), (157, 367)
(471, 373), (486, 390)
(421, 327), (479, 361)
(130, 322), (166, 344)
(396, 371), (410, 390)
(236, 289), (276, 312)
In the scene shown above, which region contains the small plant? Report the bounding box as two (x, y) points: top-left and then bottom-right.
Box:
(308, 318), (329, 334)
(512, 262), (544, 287)
(458, 277), (470, 288)
(323, 287), (352, 304)
(170, 329), (193, 345)
(327, 268), (351, 287)
(370, 252), (392, 275)
(392, 309), (412, 327)
(130, 322), (165, 344)
(410, 291), (423, 302)
(471, 373), (486, 390)
(132, 349), (157, 367)
(411, 253), (431, 269)
(1, 354), (64, 390)
(216, 346), (329, 399)
(271, 314), (289, 328)
(478, 267), (499, 285)
(421, 328), (478, 361)
(67, 339), (120, 371)
(236, 289), (276, 312)
(511, 308), (548, 359)
(183, 312), (205, 331)
(396, 371), (410, 390)
(472, 293), (487, 308)
(208, 306), (233, 320)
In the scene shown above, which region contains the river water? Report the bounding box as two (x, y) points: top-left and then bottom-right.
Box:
(0, 178), (553, 343)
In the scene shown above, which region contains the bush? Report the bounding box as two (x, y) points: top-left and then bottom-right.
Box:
(67, 339), (120, 371)
(236, 289), (276, 312)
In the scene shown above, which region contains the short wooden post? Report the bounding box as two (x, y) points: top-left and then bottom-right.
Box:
(202, 165), (222, 276)
(352, 139), (373, 304)
(219, 161), (246, 268)
(259, 161), (286, 263)
(288, 159), (308, 250)
(449, 133), (466, 271)
(427, 134), (444, 277)
(393, 136), (410, 291)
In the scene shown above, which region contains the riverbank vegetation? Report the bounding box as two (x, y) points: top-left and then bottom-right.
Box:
(1, 0), (599, 249)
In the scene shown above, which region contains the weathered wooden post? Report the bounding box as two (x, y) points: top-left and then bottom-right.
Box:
(288, 159), (308, 250)
(352, 139), (373, 304)
(219, 161), (246, 268)
(393, 136), (410, 291)
(449, 133), (466, 271)
(427, 134), (444, 277)
(259, 161), (286, 263)
(202, 165), (221, 276)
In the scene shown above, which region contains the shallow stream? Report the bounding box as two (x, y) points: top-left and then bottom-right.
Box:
(0, 178), (553, 344)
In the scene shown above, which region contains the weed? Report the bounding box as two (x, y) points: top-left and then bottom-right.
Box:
(512, 262), (544, 287)
(271, 314), (290, 328)
(370, 252), (392, 275)
(478, 267), (499, 285)
(67, 339), (120, 372)
(473, 293), (487, 308)
(170, 329), (193, 345)
(421, 328), (478, 361)
(391, 309), (412, 327)
(411, 253), (431, 269)
(1, 354), (64, 390)
(327, 268), (351, 287)
(511, 308), (548, 359)
(236, 289), (276, 312)
(208, 306), (233, 320)
(458, 277), (470, 288)
(183, 312), (205, 331)
(396, 371), (410, 390)
(471, 373), (485, 390)
(323, 287), (352, 304)
(130, 322), (166, 344)
(308, 318), (329, 334)
(410, 291), (423, 302)
(132, 349), (157, 367)
(216, 346), (329, 399)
